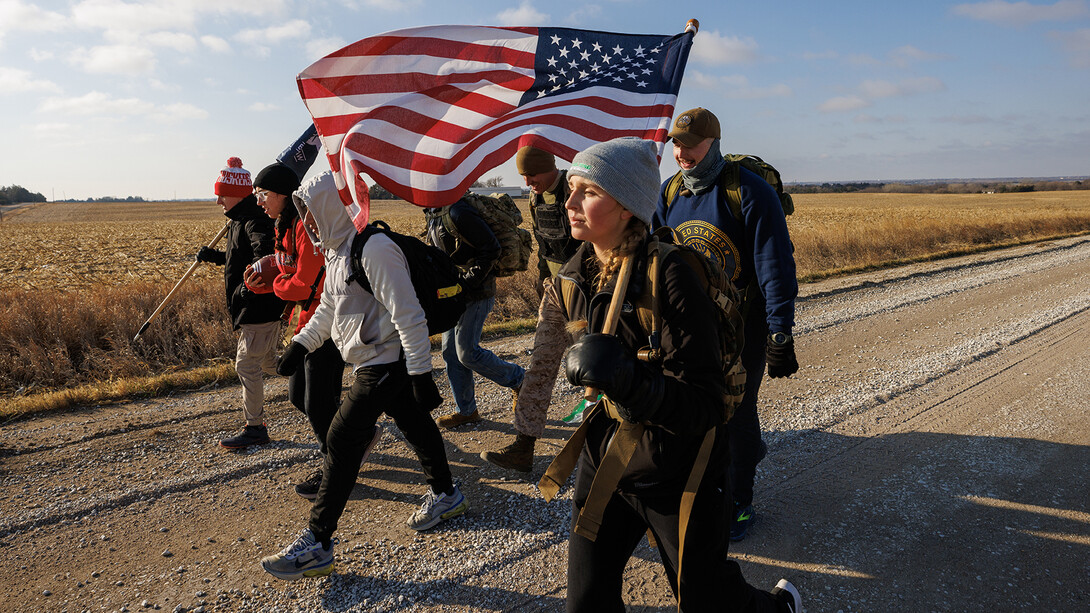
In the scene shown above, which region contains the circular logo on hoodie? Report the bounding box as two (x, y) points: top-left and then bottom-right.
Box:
(674, 220), (740, 282)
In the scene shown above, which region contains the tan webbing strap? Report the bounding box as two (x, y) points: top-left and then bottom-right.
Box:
(572, 418), (645, 541)
(675, 428), (716, 612)
(538, 399), (601, 502)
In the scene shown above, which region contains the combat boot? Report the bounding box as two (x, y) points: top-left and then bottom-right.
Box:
(480, 433), (536, 473)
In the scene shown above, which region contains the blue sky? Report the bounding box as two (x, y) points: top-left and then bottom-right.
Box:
(1, 0), (1087, 200)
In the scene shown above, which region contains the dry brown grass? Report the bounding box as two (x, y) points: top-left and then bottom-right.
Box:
(4, 192), (1090, 414)
(788, 190), (1090, 279)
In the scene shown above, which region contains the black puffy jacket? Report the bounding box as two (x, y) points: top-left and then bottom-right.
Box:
(222, 195), (285, 329)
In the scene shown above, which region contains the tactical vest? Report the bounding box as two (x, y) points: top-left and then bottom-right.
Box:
(529, 170), (580, 265)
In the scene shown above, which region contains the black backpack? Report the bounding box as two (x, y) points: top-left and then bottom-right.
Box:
(347, 220), (466, 336)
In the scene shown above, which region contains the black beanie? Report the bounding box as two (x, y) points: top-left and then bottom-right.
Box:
(253, 162), (301, 196)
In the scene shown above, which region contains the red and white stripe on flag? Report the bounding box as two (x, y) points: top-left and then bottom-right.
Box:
(297, 24), (695, 215)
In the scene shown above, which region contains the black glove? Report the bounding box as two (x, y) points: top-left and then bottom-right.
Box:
(276, 342), (308, 377)
(564, 333), (665, 424)
(410, 372), (443, 412)
(195, 246), (225, 265)
(765, 333), (799, 378)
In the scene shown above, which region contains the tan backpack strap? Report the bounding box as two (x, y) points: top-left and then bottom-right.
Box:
(676, 429), (717, 612)
(663, 171), (684, 209)
(572, 418), (645, 541)
(539, 399), (602, 502)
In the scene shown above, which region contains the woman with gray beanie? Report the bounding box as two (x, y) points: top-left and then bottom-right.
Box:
(542, 137), (802, 612)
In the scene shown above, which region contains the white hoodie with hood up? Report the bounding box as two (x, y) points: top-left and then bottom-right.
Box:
(290, 172), (431, 375)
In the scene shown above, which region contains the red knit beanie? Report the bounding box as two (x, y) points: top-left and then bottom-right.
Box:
(214, 157), (252, 198)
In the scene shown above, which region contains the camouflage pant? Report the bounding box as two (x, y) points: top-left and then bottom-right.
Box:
(513, 277), (576, 437)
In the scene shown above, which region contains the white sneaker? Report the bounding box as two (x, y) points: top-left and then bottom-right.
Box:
(770, 578), (803, 613)
(406, 484), (468, 531)
(260, 529), (336, 581)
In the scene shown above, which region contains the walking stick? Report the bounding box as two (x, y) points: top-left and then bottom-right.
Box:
(133, 222), (230, 342)
(584, 254), (635, 401)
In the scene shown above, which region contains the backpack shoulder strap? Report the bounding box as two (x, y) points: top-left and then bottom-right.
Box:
(347, 222), (386, 292)
(719, 160), (744, 223)
(662, 171), (684, 211)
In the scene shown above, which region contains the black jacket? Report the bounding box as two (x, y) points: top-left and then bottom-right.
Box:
(222, 195), (286, 329)
(425, 199), (501, 301)
(556, 239), (730, 492)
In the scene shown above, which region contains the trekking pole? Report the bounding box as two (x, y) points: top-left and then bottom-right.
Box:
(133, 222), (230, 342)
(584, 254), (635, 401)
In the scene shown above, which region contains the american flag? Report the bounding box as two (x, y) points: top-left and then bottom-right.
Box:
(296, 24), (695, 221)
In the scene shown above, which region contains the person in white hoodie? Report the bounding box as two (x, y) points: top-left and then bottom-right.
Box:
(261, 172), (468, 581)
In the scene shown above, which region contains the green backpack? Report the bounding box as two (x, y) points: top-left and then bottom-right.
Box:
(438, 192), (534, 278)
(663, 154), (794, 221)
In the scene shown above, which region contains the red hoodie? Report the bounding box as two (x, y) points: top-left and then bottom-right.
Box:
(247, 217), (326, 334)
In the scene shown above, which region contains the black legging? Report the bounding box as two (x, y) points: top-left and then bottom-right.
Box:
(308, 360), (453, 542)
(287, 338), (344, 456)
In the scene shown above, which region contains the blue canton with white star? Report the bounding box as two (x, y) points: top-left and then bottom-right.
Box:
(518, 28), (693, 107)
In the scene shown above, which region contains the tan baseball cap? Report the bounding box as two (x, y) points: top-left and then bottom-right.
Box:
(667, 107), (720, 147)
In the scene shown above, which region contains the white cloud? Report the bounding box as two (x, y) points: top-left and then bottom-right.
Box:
(144, 31), (198, 53)
(0, 66), (61, 94)
(248, 102), (279, 112)
(951, 0), (1088, 25)
(71, 0), (185, 33)
(33, 122), (74, 136)
(235, 19), (312, 57)
(151, 102), (208, 122)
(201, 35), (231, 54)
(39, 91), (155, 116)
(69, 44), (156, 75)
(691, 30), (759, 65)
(37, 91), (207, 123)
(686, 70), (792, 99)
(853, 114), (907, 124)
(803, 50), (839, 61)
(890, 45), (949, 67)
(28, 48), (54, 61)
(859, 77), (945, 98)
(1050, 27), (1090, 67)
(496, 1), (548, 25)
(818, 96), (871, 112)
(0, 0), (67, 44)
(305, 36), (347, 61)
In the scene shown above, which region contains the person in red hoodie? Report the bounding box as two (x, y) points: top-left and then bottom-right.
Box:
(245, 162), (382, 500)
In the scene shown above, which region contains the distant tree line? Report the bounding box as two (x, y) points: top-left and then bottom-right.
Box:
(60, 196), (147, 203)
(789, 179), (1086, 195)
(0, 185), (47, 205)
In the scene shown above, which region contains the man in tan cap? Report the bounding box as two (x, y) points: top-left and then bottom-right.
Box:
(654, 107), (799, 542)
(479, 145), (581, 472)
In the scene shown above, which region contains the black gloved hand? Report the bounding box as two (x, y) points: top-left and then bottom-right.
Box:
(765, 334), (799, 378)
(564, 333), (665, 424)
(195, 246), (225, 265)
(410, 372), (443, 412)
(276, 342), (308, 377)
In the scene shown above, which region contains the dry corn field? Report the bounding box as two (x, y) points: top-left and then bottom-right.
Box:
(1, 191), (1089, 401)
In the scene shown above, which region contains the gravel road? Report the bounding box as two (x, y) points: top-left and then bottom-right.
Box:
(2, 236), (1088, 613)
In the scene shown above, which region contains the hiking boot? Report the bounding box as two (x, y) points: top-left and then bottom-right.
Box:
(294, 469), (323, 500)
(436, 410), (481, 429)
(770, 578), (803, 613)
(260, 528), (336, 581)
(360, 423), (384, 468)
(730, 503), (755, 541)
(480, 433), (536, 472)
(406, 484), (468, 531)
(220, 424), (270, 449)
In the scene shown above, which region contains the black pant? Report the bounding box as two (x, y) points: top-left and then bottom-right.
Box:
(308, 360), (453, 542)
(288, 338), (344, 456)
(727, 300), (770, 509)
(566, 456), (783, 612)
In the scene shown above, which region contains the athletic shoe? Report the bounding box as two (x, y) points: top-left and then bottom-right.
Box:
(220, 424), (270, 449)
(731, 503), (755, 541)
(436, 411), (481, 429)
(406, 484), (468, 531)
(294, 469), (323, 500)
(360, 423), (384, 468)
(770, 578), (803, 613)
(260, 529), (335, 581)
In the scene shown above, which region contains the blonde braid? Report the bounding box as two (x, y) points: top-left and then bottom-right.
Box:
(594, 218), (648, 292)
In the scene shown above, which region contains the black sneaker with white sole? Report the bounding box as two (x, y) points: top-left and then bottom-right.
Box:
(294, 468), (323, 500)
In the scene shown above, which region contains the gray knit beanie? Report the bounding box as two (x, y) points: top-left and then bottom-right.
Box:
(567, 137), (659, 224)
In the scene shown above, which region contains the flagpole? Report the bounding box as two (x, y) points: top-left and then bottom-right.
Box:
(685, 19), (699, 34)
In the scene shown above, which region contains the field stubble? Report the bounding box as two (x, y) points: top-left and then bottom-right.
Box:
(2, 191), (1089, 409)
